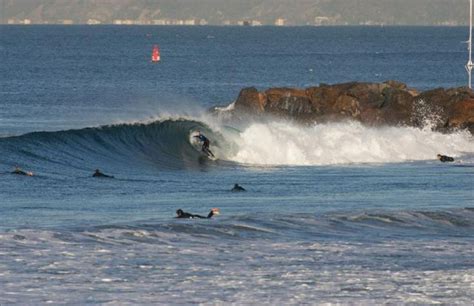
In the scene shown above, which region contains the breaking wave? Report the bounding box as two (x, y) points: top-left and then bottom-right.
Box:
(2, 207), (474, 244)
(228, 120), (474, 165)
(0, 118), (234, 172)
(0, 117), (473, 172)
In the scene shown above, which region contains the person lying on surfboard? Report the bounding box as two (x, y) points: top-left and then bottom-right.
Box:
(231, 183), (246, 192)
(437, 154), (454, 162)
(92, 169), (114, 178)
(176, 208), (220, 219)
(11, 165), (33, 176)
(193, 131), (214, 157)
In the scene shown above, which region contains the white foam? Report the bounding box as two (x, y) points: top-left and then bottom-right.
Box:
(1, 228), (473, 304)
(225, 120), (474, 166)
(214, 101), (236, 112)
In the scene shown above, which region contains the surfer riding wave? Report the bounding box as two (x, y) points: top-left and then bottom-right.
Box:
(194, 130), (215, 157)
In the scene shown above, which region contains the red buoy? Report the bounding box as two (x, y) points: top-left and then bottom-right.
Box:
(151, 45), (160, 63)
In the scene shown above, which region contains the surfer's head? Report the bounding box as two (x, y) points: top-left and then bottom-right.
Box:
(176, 209), (184, 217)
(210, 208), (220, 216)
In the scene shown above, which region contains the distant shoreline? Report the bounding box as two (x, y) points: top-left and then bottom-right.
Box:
(0, 24), (470, 27)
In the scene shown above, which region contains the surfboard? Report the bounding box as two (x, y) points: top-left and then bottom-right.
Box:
(202, 148), (217, 160)
(203, 147), (214, 157)
(207, 155), (218, 161)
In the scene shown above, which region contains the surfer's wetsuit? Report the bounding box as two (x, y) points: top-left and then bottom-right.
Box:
(194, 133), (214, 157)
(437, 154), (454, 162)
(11, 168), (30, 176)
(231, 184), (246, 192)
(93, 169), (114, 178)
(176, 209), (217, 219)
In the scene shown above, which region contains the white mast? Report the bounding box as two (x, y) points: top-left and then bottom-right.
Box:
(467, 0), (474, 88)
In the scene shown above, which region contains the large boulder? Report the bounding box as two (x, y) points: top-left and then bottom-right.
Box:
(375, 86), (415, 126)
(447, 99), (474, 134)
(228, 81), (474, 134)
(233, 87), (266, 114)
(306, 82), (356, 116)
(346, 82), (387, 109)
(264, 88), (314, 120)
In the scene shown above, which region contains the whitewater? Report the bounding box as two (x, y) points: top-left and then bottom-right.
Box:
(2, 116), (473, 170)
(1, 25), (473, 304)
(226, 120), (474, 165)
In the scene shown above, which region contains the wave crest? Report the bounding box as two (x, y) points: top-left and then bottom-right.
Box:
(0, 118), (230, 171)
(227, 120), (474, 165)
(1, 118), (473, 170)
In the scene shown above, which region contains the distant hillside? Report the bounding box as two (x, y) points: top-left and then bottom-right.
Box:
(1, 0), (469, 26)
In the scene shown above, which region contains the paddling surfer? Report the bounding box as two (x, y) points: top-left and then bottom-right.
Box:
(11, 166), (33, 176)
(176, 208), (220, 219)
(437, 154), (454, 163)
(92, 169), (114, 178)
(231, 183), (246, 192)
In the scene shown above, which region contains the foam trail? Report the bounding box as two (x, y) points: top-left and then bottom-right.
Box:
(228, 121), (474, 166)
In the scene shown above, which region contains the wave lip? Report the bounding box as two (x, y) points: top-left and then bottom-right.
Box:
(1, 117), (473, 171)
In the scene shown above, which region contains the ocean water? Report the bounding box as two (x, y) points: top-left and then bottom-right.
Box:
(0, 26), (474, 304)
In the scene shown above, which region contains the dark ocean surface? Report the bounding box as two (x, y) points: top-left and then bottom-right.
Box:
(0, 26), (473, 304)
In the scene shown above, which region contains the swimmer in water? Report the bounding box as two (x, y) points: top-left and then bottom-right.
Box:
(231, 183), (246, 192)
(176, 208), (220, 219)
(437, 154), (454, 162)
(11, 166), (33, 176)
(92, 169), (114, 178)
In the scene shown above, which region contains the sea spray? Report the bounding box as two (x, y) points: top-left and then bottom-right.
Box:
(227, 120), (474, 166)
(1, 116), (473, 170)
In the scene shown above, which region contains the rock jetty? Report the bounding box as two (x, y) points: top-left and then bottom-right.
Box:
(226, 81), (474, 134)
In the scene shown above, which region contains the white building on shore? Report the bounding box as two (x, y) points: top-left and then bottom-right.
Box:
(275, 18), (286, 26)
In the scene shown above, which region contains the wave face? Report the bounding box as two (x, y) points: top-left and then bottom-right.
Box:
(228, 121), (474, 165)
(0, 118), (473, 171)
(0, 118), (234, 172)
